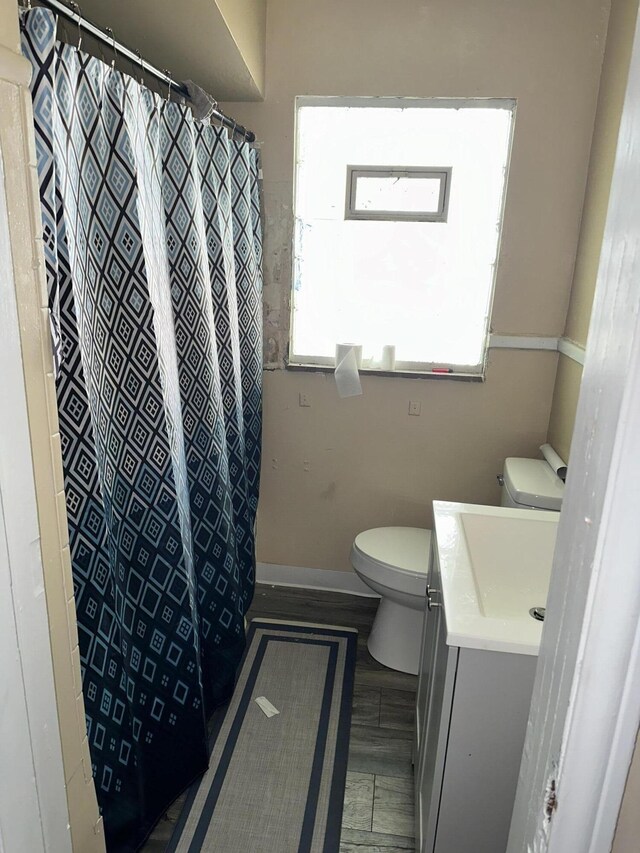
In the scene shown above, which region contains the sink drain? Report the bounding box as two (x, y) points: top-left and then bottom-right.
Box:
(530, 607), (546, 622)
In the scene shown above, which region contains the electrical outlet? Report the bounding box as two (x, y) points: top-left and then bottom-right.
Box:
(271, 458), (278, 470)
(408, 400), (421, 416)
(303, 459), (311, 472)
(299, 393), (311, 407)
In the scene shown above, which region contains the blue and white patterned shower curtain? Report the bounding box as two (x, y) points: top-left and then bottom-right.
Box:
(21, 9), (262, 851)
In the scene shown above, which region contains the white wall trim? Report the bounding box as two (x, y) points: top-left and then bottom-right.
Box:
(557, 336), (586, 365)
(256, 561), (379, 597)
(489, 334), (560, 351)
(489, 334), (586, 366)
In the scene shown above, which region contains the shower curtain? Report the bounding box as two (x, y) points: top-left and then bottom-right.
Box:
(21, 9), (262, 851)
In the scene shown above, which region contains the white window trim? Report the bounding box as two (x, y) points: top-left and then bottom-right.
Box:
(295, 95), (517, 111)
(344, 165), (452, 222)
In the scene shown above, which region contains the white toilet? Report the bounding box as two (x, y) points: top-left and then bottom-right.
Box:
(351, 457), (564, 676)
(499, 457), (564, 511)
(351, 526), (431, 675)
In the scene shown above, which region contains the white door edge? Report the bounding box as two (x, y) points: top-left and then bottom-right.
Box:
(507, 4), (640, 851)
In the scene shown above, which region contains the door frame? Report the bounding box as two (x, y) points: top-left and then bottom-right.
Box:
(0, 121), (72, 851)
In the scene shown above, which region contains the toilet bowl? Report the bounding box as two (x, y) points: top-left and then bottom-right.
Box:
(351, 527), (431, 675)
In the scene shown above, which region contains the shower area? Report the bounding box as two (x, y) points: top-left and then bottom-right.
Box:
(20, 5), (263, 850)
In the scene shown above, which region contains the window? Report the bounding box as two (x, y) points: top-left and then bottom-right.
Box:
(345, 166), (451, 222)
(290, 97), (515, 375)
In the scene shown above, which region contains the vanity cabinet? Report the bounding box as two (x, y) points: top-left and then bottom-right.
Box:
(414, 541), (538, 853)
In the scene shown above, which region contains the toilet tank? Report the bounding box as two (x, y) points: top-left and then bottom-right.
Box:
(500, 457), (564, 511)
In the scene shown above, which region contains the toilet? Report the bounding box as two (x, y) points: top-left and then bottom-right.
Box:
(351, 457), (564, 676)
(499, 457), (564, 511)
(351, 526), (431, 675)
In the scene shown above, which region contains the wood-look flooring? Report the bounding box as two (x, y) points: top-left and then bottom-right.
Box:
(142, 584), (417, 852)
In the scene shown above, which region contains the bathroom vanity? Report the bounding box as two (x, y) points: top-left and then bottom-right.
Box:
(414, 502), (559, 853)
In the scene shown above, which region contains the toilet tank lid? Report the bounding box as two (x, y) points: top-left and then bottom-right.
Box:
(353, 527), (431, 575)
(504, 457), (564, 511)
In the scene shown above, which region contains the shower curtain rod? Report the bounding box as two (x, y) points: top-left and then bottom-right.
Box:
(27, 0), (256, 143)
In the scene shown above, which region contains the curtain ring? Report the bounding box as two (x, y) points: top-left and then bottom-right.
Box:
(230, 120), (237, 140)
(135, 49), (144, 86)
(71, 2), (82, 50)
(106, 27), (117, 71)
(164, 69), (172, 102)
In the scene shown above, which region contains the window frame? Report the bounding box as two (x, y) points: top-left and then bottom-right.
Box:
(289, 96), (517, 378)
(345, 165), (452, 223)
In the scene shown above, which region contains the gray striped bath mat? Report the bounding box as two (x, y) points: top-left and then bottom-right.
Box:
(167, 619), (357, 852)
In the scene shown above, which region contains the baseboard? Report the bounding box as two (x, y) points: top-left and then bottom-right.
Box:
(256, 561), (379, 598)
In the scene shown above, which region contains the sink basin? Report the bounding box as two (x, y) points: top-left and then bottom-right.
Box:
(460, 512), (557, 619)
(433, 501), (559, 655)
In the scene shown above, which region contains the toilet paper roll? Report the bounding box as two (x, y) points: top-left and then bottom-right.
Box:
(334, 344), (363, 398)
(540, 443), (567, 482)
(335, 343), (363, 369)
(380, 345), (396, 371)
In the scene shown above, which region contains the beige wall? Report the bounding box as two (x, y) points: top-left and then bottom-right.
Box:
(222, 0), (609, 572)
(548, 0), (639, 460)
(0, 1), (104, 849)
(260, 354), (558, 571)
(0, 0), (18, 52)
(547, 353), (584, 463)
(216, 0), (266, 95)
(613, 732), (640, 853)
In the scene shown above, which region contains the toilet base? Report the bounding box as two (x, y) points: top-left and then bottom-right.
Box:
(367, 596), (425, 675)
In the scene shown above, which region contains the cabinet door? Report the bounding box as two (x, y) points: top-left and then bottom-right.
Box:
(415, 561), (458, 851)
(415, 536), (436, 760)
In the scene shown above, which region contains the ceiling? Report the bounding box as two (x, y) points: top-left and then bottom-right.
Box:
(77, 0), (265, 101)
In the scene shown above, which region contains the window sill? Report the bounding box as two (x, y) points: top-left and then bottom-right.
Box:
(284, 362), (485, 382)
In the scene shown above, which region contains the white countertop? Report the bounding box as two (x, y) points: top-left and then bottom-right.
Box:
(433, 501), (559, 655)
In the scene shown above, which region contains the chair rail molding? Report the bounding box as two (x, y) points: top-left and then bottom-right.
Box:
(489, 334), (586, 366)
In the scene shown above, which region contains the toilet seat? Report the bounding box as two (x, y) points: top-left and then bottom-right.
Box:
(351, 527), (431, 598)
